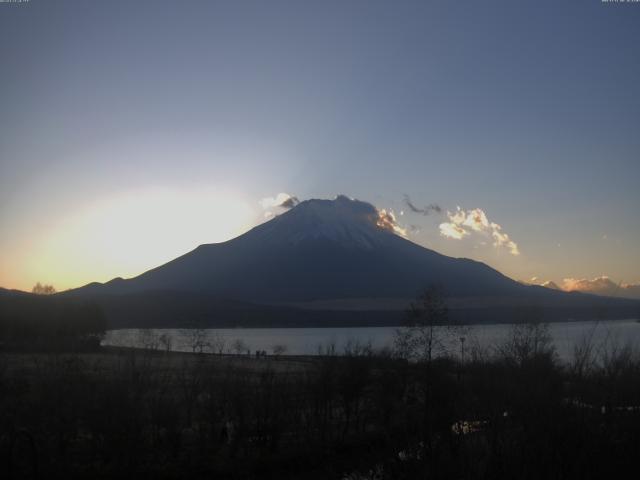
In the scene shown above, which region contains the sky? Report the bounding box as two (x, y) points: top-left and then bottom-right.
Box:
(1, 0), (639, 293)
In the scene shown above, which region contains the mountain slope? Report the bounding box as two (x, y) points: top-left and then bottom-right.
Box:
(64, 196), (639, 326)
(69, 196), (526, 301)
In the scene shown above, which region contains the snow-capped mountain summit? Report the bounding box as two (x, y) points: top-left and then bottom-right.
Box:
(249, 195), (401, 250)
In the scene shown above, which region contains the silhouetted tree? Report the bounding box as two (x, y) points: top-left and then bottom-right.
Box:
(395, 285), (459, 362)
(184, 327), (209, 354)
(272, 344), (287, 357)
(158, 332), (173, 352)
(232, 338), (247, 355)
(497, 308), (555, 366)
(32, 282), (56, 295)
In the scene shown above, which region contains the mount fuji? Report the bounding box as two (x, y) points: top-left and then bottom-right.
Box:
(65, 196), (639, 327)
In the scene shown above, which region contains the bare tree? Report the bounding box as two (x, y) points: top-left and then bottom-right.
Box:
(32, 282), (56, 295)
(158, 332), (173, 353)
(184, 328), (209, 354)
(232, 338), (247, 355)
(393, 286), (464, 448)
(210, 332), (226, 355)
(497, 309), (555, 366)
(272, 344), (287, 357)
(138, 329), (160, 351)
(394, 285), (460, 363)
(343, 338), (372, 357)
(571, 322), (600, 378)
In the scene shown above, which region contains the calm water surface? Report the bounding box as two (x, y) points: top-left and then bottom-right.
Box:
(103, 319), (640, 362)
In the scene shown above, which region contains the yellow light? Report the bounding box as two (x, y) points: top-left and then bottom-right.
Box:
(21, 187), (256, 291)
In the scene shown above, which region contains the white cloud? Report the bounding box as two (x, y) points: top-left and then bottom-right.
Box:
(462, 208), (489, 232)
(439, 207), (520, 255)
(376, 209), (407, 237)
(259, 192), (300, 220)
(529, 276), (640, 299)
(439, 222), (468, 240)
(259, 192), (297, 209)
(561, 276), (640, 299)
(490, 222), (520, 256)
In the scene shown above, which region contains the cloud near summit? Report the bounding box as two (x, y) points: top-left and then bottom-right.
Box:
(376, 208), (407, 237)
(258, 193), (408, 237)
(259, 192), (300, 218)
(403, 195), (442, 216)
(439, 207), (520, 255)
(259, 192), (299, 210)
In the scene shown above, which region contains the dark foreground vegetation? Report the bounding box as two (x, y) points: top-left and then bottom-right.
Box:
(0, 292), (106, 352)
(2, 288), (639, 479)
(1, 327), (640, 480)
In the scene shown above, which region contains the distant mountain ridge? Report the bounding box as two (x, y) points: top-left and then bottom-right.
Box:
(63, 196), (639, 327)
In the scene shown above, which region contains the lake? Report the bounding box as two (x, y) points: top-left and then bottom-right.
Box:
(103, 319), (640, 362)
